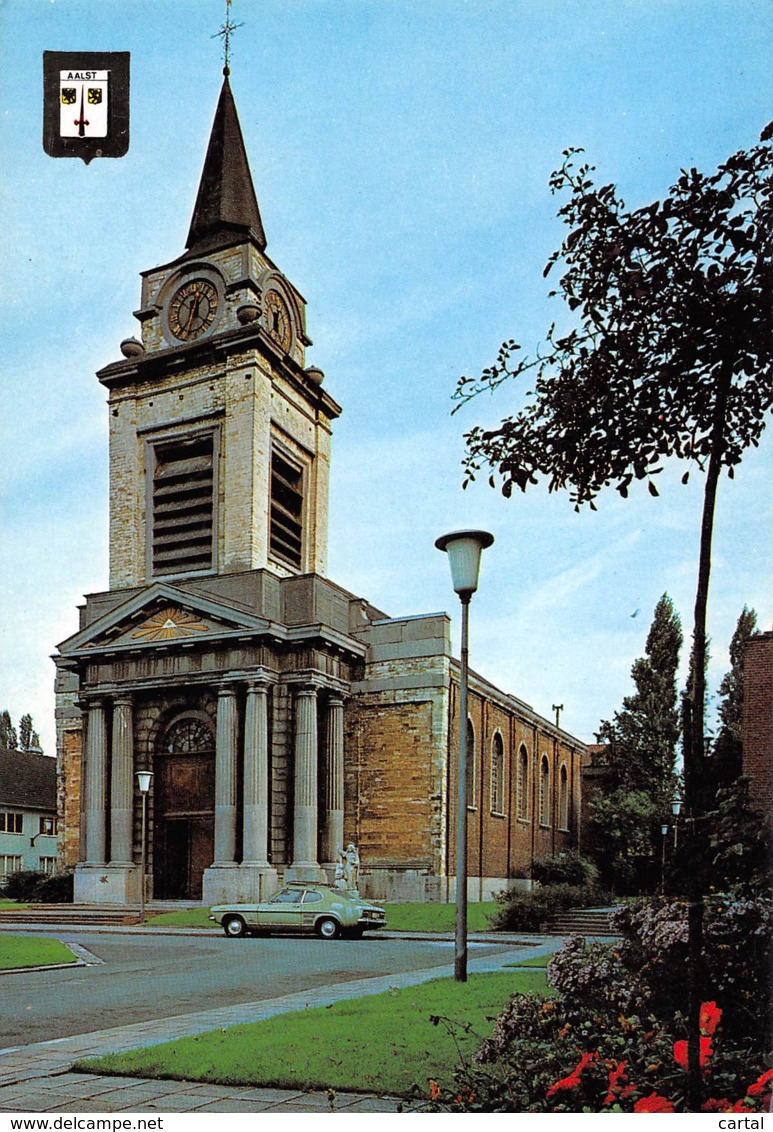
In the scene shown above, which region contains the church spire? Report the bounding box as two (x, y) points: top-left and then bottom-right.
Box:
(185, 74), (267, 256)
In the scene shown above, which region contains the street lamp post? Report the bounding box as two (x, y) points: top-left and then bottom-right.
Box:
(136, 771), (153, 922)
(671, 797), (682, 850)
(435, 529), (494, 982)
(660, 822), (669, 894)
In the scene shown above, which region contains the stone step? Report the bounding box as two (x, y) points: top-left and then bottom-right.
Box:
(0, 904), (141, 926)
(544, 908), (617, 935)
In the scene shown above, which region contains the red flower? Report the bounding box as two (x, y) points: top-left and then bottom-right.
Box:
(702, 1098), (734, 1113)
(746, 1068), (773, 1099)
(634, 1093), (675, 1113)
(699, 1001), (722, 1037)
(546, 1052), (598, 1098)
(673, 1036), (713, 1071)
(603, 1060), (628, 1106)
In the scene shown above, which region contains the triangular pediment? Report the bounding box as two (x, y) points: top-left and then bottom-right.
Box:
(57, 582), (269, 657)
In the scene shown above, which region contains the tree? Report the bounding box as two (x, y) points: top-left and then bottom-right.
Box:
(454, 125), (772, 1109)
(18, 713), (41, 752)
(0, 711), (18, 751)
(709, 607), (757, 789)
(588, 595), (682, 890)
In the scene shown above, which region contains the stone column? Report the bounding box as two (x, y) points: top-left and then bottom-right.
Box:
(109, 696), (134, 866)
(83, 699), (108, 866)
(239, 681), (279, 900)
(214, 686), (238, 866)
(320, 694), (344, 865)
(286, 685), (326, 882)
(243, 682), (270, 866)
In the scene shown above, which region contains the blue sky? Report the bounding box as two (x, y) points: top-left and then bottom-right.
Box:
(1, 0), (771, 756)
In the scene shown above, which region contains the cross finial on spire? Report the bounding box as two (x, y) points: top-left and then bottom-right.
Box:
(214, 0), (244, 77)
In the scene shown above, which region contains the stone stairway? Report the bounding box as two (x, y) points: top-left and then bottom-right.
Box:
(543, 906), (618, 936)
(0, 902), (198, 927)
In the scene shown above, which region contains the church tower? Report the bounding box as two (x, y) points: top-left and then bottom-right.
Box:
(104, 75), (339, 589)
(55, 74), (366, 908)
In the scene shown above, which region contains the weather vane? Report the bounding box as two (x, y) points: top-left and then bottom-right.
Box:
(214, 0), (244, 76)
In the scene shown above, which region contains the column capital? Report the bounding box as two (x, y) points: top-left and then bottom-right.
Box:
(79, 695), (107, 712)
(295, 684), (319, 700)
(216, 684), (239, 699)
(327, 692), (345, 708)
(246, 678), (272, 694)
(112, 693), (134, 708)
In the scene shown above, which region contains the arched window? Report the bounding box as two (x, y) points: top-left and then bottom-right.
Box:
(490, 732), (505, 814)
(163, 717), (213, 754)
(539, 755), (550, 826)
(559, 763), (569, 830)
(517, 745), (529, 820)
(466, 718), (476, 807)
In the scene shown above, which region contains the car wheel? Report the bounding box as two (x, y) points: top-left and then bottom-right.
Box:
(223, 915), (247, 938)
(315, 916), (340, 940)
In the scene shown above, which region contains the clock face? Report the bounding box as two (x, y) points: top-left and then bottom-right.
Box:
(263, 290), (292, 352)
(168, 279), (220, 341)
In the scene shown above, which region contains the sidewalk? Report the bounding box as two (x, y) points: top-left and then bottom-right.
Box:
(0, 937), (560, 1114)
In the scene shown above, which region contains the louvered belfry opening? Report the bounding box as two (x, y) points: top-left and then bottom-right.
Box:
(270, 448), (304, 569)
(152, 434), (215, 575)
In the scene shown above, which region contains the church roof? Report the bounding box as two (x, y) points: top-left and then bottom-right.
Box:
(185, 74), (267, 256)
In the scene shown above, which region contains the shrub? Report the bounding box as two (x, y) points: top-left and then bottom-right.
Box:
(492, 883), (599, 932)
(2, 870), (46, 902)
(1, 869), (74, 904)
(428, 992), (771, 1113)
(33, 872), (74, 903)
(611, 895), (772, 1049)
(532, 851), (600, 889)
(428, 892), (772, 1111)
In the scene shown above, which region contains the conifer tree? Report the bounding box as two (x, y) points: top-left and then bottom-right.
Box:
(709, 607), (757, 788)
(0, 710), (18, 751)
(589, 594), (682, 888)
(18, 713), (41, 752)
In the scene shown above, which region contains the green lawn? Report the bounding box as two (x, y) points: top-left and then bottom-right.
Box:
(0, 935), (78, 970)
(382, 901), (498, 933)
(147, 907), (214, 928)
(147, 901), (499, 933)
(79, 969), (548, 1097)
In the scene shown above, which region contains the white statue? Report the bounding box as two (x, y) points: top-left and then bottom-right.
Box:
(343, 843), (360, 891)
(336, 844), (360, 892)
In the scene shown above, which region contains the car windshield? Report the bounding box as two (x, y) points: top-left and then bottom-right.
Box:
(269, 889), (302, 904)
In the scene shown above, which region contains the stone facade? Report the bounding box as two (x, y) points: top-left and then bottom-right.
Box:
(55, 75), (586, 906)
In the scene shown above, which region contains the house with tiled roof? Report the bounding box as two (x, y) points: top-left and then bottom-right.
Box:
(0, 748), (59, 879)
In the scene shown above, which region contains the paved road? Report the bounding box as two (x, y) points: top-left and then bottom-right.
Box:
(0, 929), (507, 1048)
(0, 931), (558, 1113)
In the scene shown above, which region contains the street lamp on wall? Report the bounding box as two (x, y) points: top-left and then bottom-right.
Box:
(136, 770), (153, 922)
(435, 528), (494, 983)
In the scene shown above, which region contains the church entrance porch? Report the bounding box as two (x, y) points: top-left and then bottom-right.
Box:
(152, 717), (216, 901)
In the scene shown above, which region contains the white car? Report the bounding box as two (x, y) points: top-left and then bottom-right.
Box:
(210, 883), (387, 939)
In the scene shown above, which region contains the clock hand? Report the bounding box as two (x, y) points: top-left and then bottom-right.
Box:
(181, 297), (200, 332)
